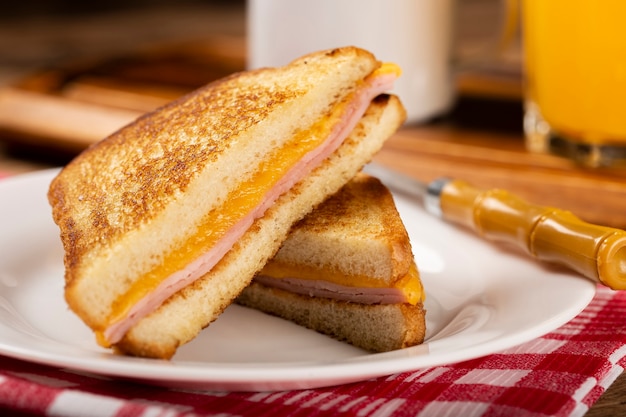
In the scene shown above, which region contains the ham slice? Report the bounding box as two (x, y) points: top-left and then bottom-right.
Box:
(103, 71), (398, 345)
(254, 275), (410, 304)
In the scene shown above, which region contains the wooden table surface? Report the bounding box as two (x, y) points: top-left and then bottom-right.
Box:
(0, 2), (625, 415)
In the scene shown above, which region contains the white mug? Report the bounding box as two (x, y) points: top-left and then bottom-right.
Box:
(246, 0), (456, 124)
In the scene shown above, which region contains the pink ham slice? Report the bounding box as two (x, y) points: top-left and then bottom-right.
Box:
(103, 71), (398, 345)
(253, 275), (410, 304)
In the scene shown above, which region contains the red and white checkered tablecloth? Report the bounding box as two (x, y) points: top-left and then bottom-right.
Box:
(0, 284), (624, 417)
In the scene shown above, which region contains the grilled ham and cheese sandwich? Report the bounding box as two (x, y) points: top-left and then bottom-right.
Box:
(47, 47), (406, 359)
(237, 173), (426, 352)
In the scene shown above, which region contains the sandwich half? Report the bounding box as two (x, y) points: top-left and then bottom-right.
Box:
(48, 47), (406, 359)
(237, 173), (426, 352)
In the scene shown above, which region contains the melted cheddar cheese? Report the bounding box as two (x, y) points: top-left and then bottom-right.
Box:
(259, 261), (424, 305)
(373, 62), (402, 78)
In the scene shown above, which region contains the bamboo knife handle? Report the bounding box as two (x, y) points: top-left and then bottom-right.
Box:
(433, 179), (626, 290)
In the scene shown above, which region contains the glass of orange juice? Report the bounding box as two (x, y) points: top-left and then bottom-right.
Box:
(522, 0), (626, 167)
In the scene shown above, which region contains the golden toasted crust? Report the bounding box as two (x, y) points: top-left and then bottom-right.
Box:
(237, 282), (426, 352)
(115, 94), (406, 358)
(48, 73), (301, 279)
(268, 173), (413, 284)
(48, 47), (383, 336)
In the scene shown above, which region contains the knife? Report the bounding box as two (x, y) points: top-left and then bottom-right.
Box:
(364, 162), (626, 291)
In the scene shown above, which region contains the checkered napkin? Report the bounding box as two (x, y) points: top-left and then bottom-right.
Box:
(0, 285), (623, 417)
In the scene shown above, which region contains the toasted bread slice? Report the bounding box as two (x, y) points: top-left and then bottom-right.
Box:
(237, 173), (426, 352)
(48, 46), (406, 358)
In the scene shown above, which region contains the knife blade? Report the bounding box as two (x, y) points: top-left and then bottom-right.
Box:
(364, 162), (626, 291)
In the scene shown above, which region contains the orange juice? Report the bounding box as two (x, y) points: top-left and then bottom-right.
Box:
(522, 0), (626, 163)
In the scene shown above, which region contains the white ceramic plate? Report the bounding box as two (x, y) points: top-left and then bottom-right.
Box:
(0, 169), (596, 391)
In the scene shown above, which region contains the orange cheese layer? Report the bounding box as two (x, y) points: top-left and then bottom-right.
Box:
(374, 62), (402, 78)
(258, 261), (424, 305)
